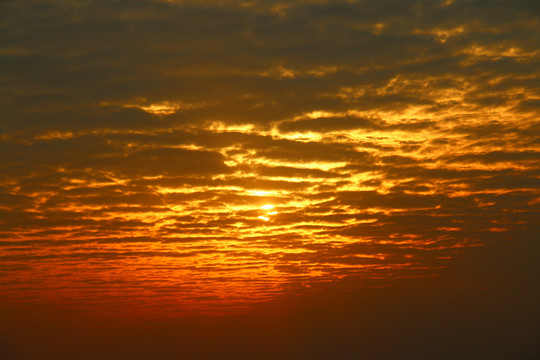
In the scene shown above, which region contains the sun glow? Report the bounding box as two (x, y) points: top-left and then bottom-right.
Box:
(248, 190), (278, 196)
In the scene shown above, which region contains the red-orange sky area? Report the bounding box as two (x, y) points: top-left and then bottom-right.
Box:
(1, 0), (539, 359)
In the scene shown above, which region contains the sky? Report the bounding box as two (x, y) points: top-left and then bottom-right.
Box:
(1, 0), (539, 359)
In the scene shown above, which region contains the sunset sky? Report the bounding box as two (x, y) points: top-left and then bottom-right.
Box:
(1, 1), (539, 359)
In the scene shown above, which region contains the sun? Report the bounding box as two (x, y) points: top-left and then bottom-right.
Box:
(258, 204), (278, 221)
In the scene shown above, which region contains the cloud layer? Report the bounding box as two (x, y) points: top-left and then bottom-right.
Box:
(1, 0), (539, 315)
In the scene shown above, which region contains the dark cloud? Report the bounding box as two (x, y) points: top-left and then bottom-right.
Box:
(278, 115), (381, 133)
(256, 165), (341, 179)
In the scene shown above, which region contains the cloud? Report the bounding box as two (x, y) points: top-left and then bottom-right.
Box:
(0, 0), (539, 327)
